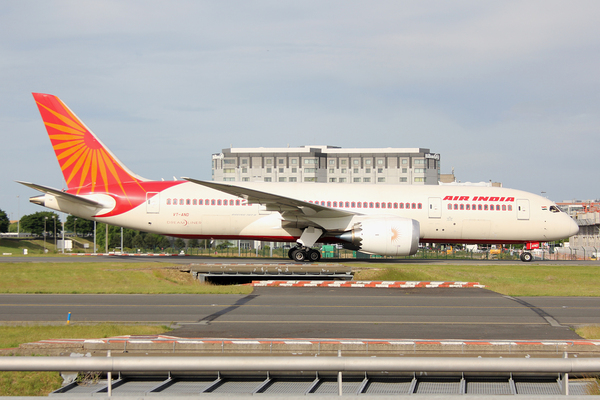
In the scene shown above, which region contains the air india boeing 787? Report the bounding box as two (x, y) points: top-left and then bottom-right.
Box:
(18, 93), (579, 262)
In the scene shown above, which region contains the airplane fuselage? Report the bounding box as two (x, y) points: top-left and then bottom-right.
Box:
(37, 181), (577, 246)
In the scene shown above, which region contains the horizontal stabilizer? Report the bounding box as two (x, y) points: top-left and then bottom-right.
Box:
(16, 181), (104, 208)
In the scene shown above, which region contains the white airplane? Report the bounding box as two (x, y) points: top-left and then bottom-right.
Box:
(19, 93), (579, 262)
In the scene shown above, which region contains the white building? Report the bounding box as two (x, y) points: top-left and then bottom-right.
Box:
(212, 146), (440, 185)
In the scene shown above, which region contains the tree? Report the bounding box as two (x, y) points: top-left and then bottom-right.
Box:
(174, 238), (186, 250)
(0, 209), (9, 233)
(188, 238), (199, 248)
(64, 215), (94, 237)
(20, 211), (60, 236)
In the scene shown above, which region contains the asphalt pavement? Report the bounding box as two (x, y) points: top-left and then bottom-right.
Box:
(1, 288), (598, 341)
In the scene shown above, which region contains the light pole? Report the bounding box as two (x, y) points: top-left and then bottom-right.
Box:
(16, 195), (20, 237)
(74, 218), (77, 238)
(44, 216), (48, 252)
(53, 216), (57, 250)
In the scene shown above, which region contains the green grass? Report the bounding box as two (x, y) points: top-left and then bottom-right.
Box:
(351, 263), (600, 296)
(0, 323), (171, 396)
(0, 262), (253, 294)
(576, 325), (600, 339)
(0, 323), (171, 349)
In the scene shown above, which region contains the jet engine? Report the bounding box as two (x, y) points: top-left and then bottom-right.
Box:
(338, 217), (420, 256)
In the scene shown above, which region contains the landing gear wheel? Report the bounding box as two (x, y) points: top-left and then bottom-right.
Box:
(308, 249), (321, 262)
(288, 248), (297, 260)
(520, 252), (533, 262)
(292, 249), (307, 262)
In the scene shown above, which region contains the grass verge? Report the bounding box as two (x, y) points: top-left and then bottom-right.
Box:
(0, 262), (253, 294)
(0, 323), (171, 396)
(351, 263), (600, 296)
(576, 325), (600, 340)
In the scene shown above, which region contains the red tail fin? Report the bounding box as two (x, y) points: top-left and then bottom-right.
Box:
(32, 93), (147, 195)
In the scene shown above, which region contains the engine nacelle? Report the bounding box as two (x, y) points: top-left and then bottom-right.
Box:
(338, 217), (420, 256)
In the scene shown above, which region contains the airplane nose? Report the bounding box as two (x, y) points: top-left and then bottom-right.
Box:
(565, 216), (580, 237)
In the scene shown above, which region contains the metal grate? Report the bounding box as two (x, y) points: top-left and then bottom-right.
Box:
(414, 378), (462, 394)
(362, 377), (414, 394)
(514, 378), (561, 395)
(466, 378), (513, 395)
(310, 377), (364, 394)
(51, 373), (599, 396)
(259, 377), (316, 394)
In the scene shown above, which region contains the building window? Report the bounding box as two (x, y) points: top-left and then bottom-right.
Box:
(365, 168), (371, 173)
(304, 159), (317, 164)
(279, 168), (284, 173)
(304, 177), (316, 182)
(241, 158), (248, 165)
(223, 159), (236, 165)
(289, 177), (297, 182)
(278, 158), (285, 165)
(353, 168), (359, 173)
(365, 159), (372, 165)
(329, 168), (335, 173)
(242, 177), (250, 182)
(341, 168), (347, 173)
(414, 168), (426, 173)
(223, 177), (235, 181)
(363, 177), (371, 182)
(402, 159), (408, 165)
(339, 178), (346, 183)
(292, 168), (297, 173)
(304, 168), (317, 173)
(329, 178), (337, 182)
(264, 177), (272, 182)
(377, 159), (384, 165)
(400, 177), (407, 182)
(402, 168), (407, 173)
(414, 177), (425, 182)
(378, 177), (385, 182)
(414, 159), (425, 165)
(377, 168), (383, 173)
(353, 177), (361, 182)
(341, 159), (347, 165)
(266, 168), (272, 173)
(353, 159), (360, 165)
(223, 168), (235, 173)
(329, 159), (335, 165)
(291, 159), (298, 165)
(279, 177), (287, 182)
(265, 159), (273, 165)
(242, 168), (248, 173)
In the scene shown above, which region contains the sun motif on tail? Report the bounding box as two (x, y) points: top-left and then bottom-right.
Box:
(33, 93), (145, 199)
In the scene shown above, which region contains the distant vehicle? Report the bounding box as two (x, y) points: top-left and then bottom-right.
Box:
(18, 93), (579, 262)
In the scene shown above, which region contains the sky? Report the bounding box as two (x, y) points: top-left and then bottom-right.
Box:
(1, 0), (599, 221)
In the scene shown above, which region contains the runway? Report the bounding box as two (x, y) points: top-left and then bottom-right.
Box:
(1, 287), (598, 340)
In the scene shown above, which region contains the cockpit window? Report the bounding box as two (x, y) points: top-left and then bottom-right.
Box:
(549, 205), (561, 213)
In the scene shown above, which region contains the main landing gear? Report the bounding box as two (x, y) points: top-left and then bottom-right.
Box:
(289, 226), (323, 263)
(520, 252), (533, 262)
(288, 246), (321, 262)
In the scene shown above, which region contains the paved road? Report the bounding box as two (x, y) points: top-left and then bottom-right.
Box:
(3, 254), (600, 266)
(1, 288), (598, 340)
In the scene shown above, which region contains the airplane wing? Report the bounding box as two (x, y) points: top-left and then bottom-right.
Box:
(182, 177), (356, 218)
(16, 181), (104, 207)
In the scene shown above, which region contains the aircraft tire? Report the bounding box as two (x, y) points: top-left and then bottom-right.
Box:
(308, 249), (321, 262)
(520, 252), (533, 262)
(292, 249), (306, 262)
(288, 248), (296, 260)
